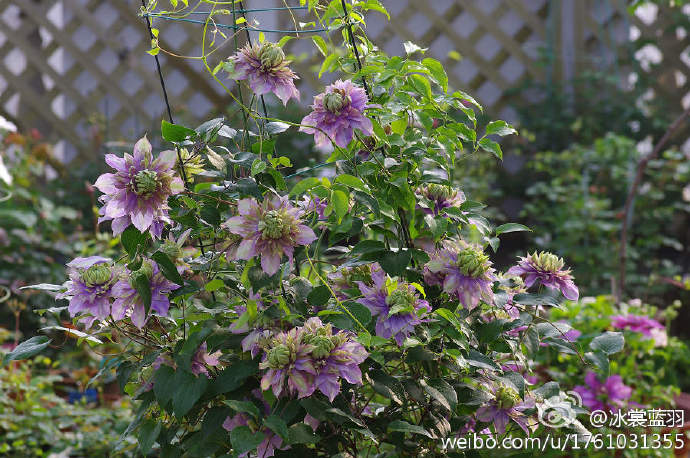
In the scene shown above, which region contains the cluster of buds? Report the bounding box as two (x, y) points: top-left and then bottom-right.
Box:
(323, 89), (351, 114)
(258, 42), (286, 70)
(258, 209), (293, 240)
(132, 169), (159, 197)
(80, 262), (115, 288)
(527, 251), (566, 273)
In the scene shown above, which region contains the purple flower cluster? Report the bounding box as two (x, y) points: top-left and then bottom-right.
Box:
(58, 256), (119, 328)
(476, 382), (535, 434)
(227, 42), (300, 105)
(424, 241), (496, 310)
(416, 183), (465, 216)
(259, 317), (367, 401)
(573, 372), (632, 412)
(507, 251), (578, 301)
(224, 195), (317, 275)
(611, 314), (667, 347)
(94, 136), (184, 239)
(300, 79), (373, 149)
(356, 267), (431, 345)
(111, 261), (180, 328)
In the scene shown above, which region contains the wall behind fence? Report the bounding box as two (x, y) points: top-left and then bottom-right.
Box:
(0, 0), (687, 159)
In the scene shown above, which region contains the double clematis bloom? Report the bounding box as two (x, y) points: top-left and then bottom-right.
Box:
(58, 256), (119, 328)
(300, 79), (373, 149)
(507, 251), (579, 301)
(227, 42), (300, 105)
(94, 136), (184, 238)
(356, 267), (430, 345)
(573, 372), (632, 412)
(416, 183), (466, 216)
(424, 241), (496, 310)
(259, 318), (367, 401)
(223, 195), (317, 276)
(476, 382), (535, 434)
(111, 261), (180, 328)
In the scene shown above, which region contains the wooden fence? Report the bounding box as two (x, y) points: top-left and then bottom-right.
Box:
(0, 0), (687, 158)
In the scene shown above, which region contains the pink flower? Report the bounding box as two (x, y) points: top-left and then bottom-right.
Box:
(300, 80), (373, 149)
(507, 252), (578, 301)
(224, 195), (317, 275)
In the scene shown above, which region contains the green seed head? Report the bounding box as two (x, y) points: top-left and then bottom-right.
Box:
(259, 210), (290, 240)
(133, 169), (158, 196)
(81, 263), (111, 287)
(456, 247), (490, 278)
(259, 43), (285, 69)
(323, 90), (350, 114)
(496, 385), (520, 409)
(267, 344), (291, 368)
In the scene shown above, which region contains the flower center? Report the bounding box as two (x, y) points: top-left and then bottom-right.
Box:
(456, 248), (490, 278)
(496, 385), (520, 409)
(386, 288), (416, 315)
(258, 43), (285, 70)
(133, 170), (158, 196)
(323, 90), (350, 114)
(530, 251), (564, 272)
(259, 210), (290, 240)
(81, 264), (111, 287)
(266, 344), (291, 368)
(310, 335), (335, 359)
(426, 183), (454, 201)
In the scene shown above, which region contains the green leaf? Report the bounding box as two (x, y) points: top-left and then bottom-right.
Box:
(466, 349), (501, 371)
(2, 336), (51, 365)
(152, 251), (184, 285)
(589, 331), (624, 355)
(378, 250), (411, 277)
(485, 120), (517, 137)
(289, 177), (321, 197)
(204, 278), (224, 292)
(331, 189), (349, 221)
(311, 35), (328, 56)
(138, 419), (161, 454)
(403, 41), (427, 55)
(307, 285), (331, 307)
(172, 370), (208, 418)
(422, 57), (448, 92)
(208, 360), (259, 395)
(478, 137), (502, 160)
(387, 420), (433, 438)
(287, 423), (320, 444)
(264, 415), (289, 440)
(585, 350), (610, 376)
(266, 121), (290, 135)
(319, 53), (338, 78)
(409, 74), (433, 100)
(20, 283), (63, 292)
(224, 400), (260, 419)
(334, 174), (367, 191)
(132, 274), (152, 317)
(230, 426), (265, 454)
(121, 226), (145, 257)
(153, 365), (177, 407)
(495, 223), (531, 235)
(161, 120), (196, 142)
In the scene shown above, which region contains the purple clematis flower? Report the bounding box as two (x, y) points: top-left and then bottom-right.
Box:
(259, 326), (316, 398)
(302, 317), (368, 402)
(476, 383), (535, 435)
(611, 314), (667, 346)
(110, 261), (180, 328)
(300, 79), (373, 149)
(58, 256), (119, 328)
(573, 372), (632, 412)
(190, 342), (222, 377)
(507, 251), (578, 301)
(416, 183), (466, 216)
(224, 195), (317, 276)
(227, 42), (300, 105)
(424, 241), (496, 310)
(356, 266), (430, 346)
(328, 262), (382, 301)
(94, 136), (184, 238)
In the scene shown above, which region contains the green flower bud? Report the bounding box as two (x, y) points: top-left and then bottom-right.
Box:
(457, 248), (490, 278)
(323, 91), (350, 114)
(159, 241), (182, 260)
(310, 335), (335, 359)
(267, 344), (291, 368)
(81, 263), (111, 287)
(133, 169), (158, 196)
(259, 210), (289, 240)
(259, 43), (285, 69)
(495, 385), (520, 409)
